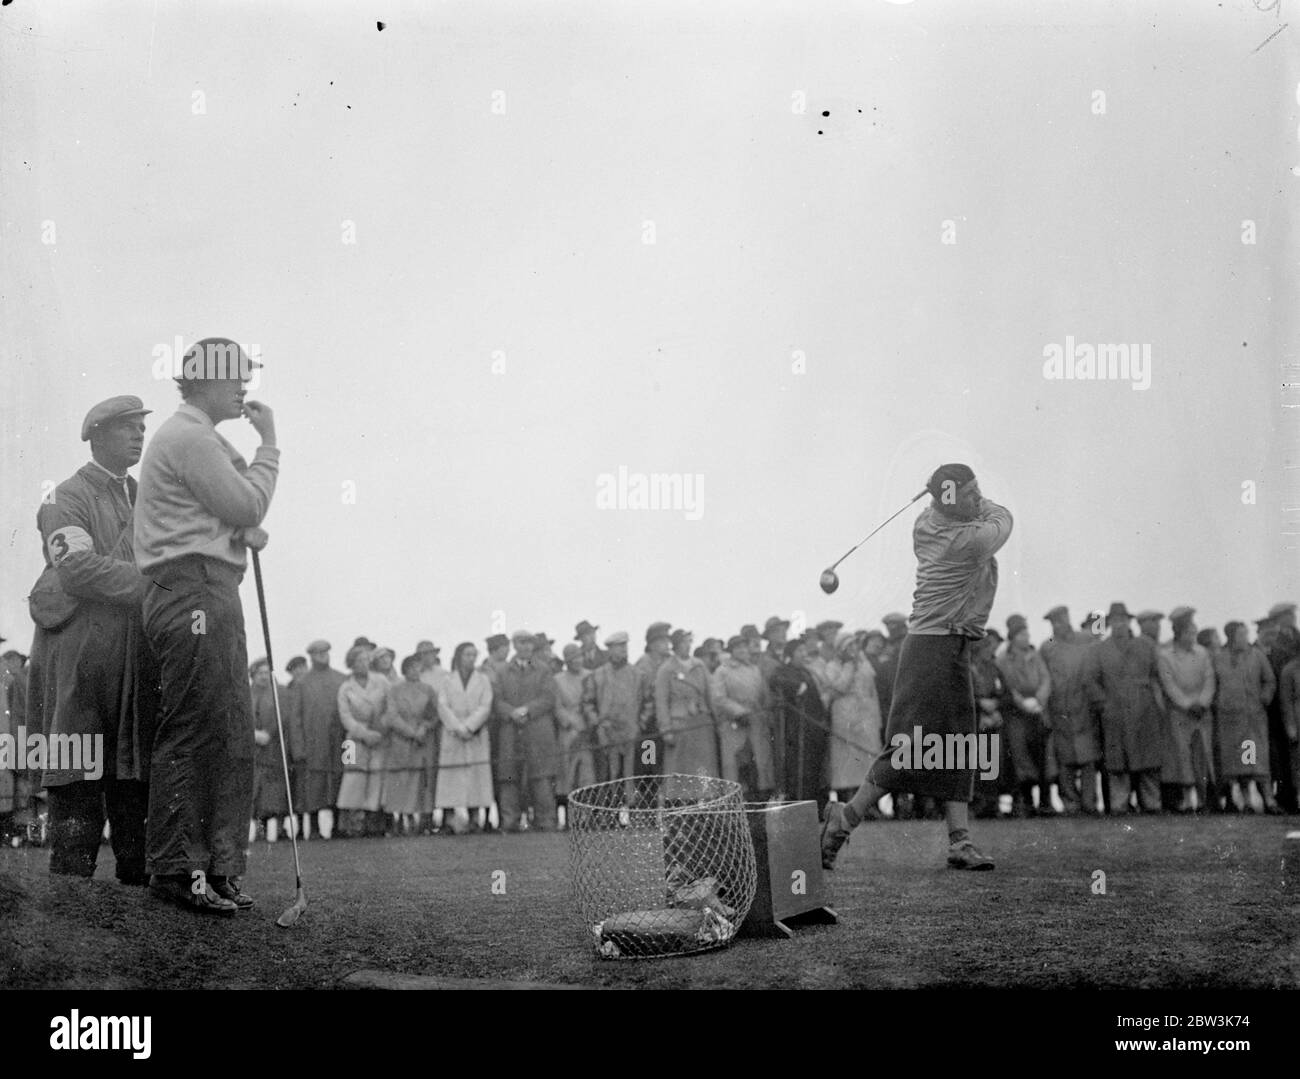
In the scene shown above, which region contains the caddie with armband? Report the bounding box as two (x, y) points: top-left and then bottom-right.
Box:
(26, 395), (159, 882)
(134, 338), (279, 916)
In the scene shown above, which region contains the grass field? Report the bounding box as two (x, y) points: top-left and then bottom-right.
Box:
(2, 815), (1297, 990)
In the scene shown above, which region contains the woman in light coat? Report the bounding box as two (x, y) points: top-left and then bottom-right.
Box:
(825, 632), (883, 800)
(337, 644), (390, 837)
(435, 642), (495, 833)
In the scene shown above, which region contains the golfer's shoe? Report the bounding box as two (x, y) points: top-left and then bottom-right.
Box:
(946, 839), (995, 871)
(148, 875), (239, 916)
(209, 877), (255, 910)
(820, 801), (852, 871)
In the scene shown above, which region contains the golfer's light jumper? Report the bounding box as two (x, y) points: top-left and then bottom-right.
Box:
(135, 403), (279, 886)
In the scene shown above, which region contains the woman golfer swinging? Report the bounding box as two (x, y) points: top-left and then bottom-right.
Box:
(821, 463), (1013, 871)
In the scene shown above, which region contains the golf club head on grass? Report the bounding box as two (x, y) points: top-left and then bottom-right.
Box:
(819, 569), (839, 594)
(276, 885), (307, 928)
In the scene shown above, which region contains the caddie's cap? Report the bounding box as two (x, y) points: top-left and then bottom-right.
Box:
(1006, 614), (1029, 639)
(1106, 602), (1134, 623)
(306, 639), (331, 654)
(670, 628), (693, 646)
(533, 632), (555, 647)
(603, 630), (629, 647)
(701, 637), (724, 653)
(511, 629), (534, 644)
(562, 642), (582, 660)
(725, 635), (746, 652)
(81, 395), (151, 441)
(814, 620), (844, 639)
(1043, 605), (1069, 621)
(415, 640), (440, 655)
(1268, 601), (1297, 619)
(352, 636), (376, 649)
(882, 612), (908, 626)
(762, 616), (790, 638)
(574, 620), (598, 639)
(1169, 606), (1196, 626)
(485, 634), (509, 651)
(739, 624), (762, 641)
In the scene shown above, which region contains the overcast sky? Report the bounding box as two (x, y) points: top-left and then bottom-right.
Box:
(2, 0), (1294, 668)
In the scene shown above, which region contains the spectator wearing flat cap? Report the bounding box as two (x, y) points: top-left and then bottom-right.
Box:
(1082, 603), (1164, 814)
(135, 339), (278, 914)
(997, 615), (1055, 816)
(582, 632), (647, 784)
(713, 636), (776, 800)
(654, 630), (720, 790)
(1216, 621), (1279, 812)
(554, 644), (597, 810)
(633, 623), (674, 786)
(26, 395), (157, 882)
(1156, 608), (1217, 812)
(1040, 606), (1101, 815)
(369, 646), (399, 687)
(493, 631), (559, 831)
(1263, 604), (1300, 812)
(435, 643), (495, 833)
(288, 640), (346, 839)
(574, 621), (607, 671)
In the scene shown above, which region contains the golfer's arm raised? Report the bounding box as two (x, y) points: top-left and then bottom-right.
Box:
(179, 408), (278, 529)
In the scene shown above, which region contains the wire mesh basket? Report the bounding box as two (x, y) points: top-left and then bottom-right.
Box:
(567, 774), (758, 959)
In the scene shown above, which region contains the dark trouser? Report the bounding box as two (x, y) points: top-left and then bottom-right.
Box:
(632, 732), (663, 809)
(1268, 711), (1298, 812)
(498, 777), (556, 831)
(1108, 769), (1161, 814)
(47, 778), (148, 881)
(1057, 761), (1098, 813)
(143, 556), (255, 879)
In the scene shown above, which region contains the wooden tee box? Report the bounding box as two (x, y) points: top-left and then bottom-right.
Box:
(738, 800), (838, 939)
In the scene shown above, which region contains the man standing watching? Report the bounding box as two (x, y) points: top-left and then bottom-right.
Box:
(582, 631), (644, 784)
(135, 338), (278, 915)
(822, 464), (1013, 871)
(290, 639), (346, 839)
(1040, 605), (1101, 815)
(493, 631), (559, 831)
(27, 396), (157, 882)
(1083, 603), (1165, 815)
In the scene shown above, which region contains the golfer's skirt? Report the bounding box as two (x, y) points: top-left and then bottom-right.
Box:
(866, 633), (978, 802)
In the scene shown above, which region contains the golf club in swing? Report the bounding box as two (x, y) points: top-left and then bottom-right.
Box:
(818, 489), (928, 594)
(251, 548), (308, 928)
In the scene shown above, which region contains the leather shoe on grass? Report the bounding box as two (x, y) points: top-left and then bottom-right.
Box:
(946, 839), (995, 871)
(148, 875), (238, 916)
(209, 877), (255, 910)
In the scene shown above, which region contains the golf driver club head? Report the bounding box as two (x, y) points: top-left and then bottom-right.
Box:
(819, 569), (839, 594)
(276, 885), (308, 928)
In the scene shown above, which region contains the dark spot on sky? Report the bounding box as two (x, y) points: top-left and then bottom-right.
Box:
(821, 110), (830, 117)
(1, 1), (13, 7)
(347, 105), (352, 109)
(817, 130), (823, 135)
(377, 21), (385, 30)
(858, 109), (862, 113)
(1243, 341), (1247, 347)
